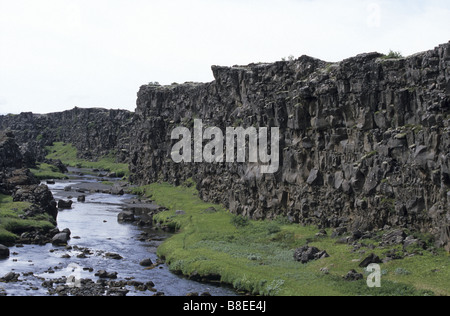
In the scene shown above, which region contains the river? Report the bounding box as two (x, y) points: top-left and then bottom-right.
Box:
(0, 169), (236, 296)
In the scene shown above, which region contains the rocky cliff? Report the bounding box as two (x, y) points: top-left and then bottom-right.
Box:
(1, 43), (449, 249)
(0, 108), (133, 165)
(130, 42), (450, 249)
(0, 131), (57, 223)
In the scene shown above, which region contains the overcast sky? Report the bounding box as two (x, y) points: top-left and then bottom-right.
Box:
(1, 0), (449, 114)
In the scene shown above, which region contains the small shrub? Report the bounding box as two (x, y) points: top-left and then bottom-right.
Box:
(382, 50), (404, 59)
(266, 222), (281, 235)
(247, 254), (262, 261)
(395, 268), (411, 276)
(274, 215), (292, 225)
(231, 215), (250, 228)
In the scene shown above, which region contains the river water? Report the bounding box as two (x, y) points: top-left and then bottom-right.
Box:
(0, 171), (236, 296)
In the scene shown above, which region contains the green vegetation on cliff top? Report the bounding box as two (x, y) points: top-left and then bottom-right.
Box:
(132, 181), (450, 296)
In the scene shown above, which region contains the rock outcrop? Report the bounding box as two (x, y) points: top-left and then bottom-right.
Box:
(0, 132), (57, 223)
(129, 42), (450, 249)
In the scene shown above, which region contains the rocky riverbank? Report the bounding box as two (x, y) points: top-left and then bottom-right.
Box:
(0, 132), (58, 247)
(1, 169), (237, 296)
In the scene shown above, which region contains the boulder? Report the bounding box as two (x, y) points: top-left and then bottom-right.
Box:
(105, 252), (123, 260)
(0, 272), (20, 283)
(294, 246), (329, 264)
(381, 229), (407, 246)
(139, 258), (154, 267)
(117, 211), (135, 222)
(403, 236), (426, 251)
(0, 244), (10, 259)
(359, 253), (382, 268)
(61, 228), (71, 238)
(96, 270), (118, 279)
(110, 186), (124, 195)
(52, 233), (70, 246)
(344, 270), (363, 281)
(58, 200), (73, 209)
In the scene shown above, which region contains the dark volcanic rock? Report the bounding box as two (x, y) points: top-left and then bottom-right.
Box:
(359, 253), (383, 268)
(127, 42), (450, 250)
(0, 132), (58, 236)
(0, 131), (23, 170)
(58, 200), (73, 210)
(344, 270), (364, 281)
(13, 184), (58, 221)
(0, 244), (10, 259)
(104, 252), (123, 260)
(51, 233), (70, 246)
(96, 270), (118, 279)
(381, 229), (407, 246)
(117, 211), (135, 222)
(139, 258), (153, 267)
(0, 272), (20, 283)
(294, 246), (329, 264)
(0, 108), (132, 163)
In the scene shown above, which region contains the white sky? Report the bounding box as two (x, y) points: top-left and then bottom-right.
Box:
(0, 0), (449, 114)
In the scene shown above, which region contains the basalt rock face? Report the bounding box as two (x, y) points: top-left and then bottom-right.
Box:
(130, 42), (450, 249)
(0, 131), (23, 170)
(0, 131), (31, 195)
(0, 107), (133, 165)
(0, 132), (57, 222)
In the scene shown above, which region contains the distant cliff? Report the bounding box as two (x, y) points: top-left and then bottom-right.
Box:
(0, 108), (133, 166)
(130, 42), (450, 249)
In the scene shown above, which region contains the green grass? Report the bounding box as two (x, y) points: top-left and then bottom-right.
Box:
(132, 181), (449, 296)
(45, 142), (129, 178)
(30, 163), (69, 180)
(101, 181), (115, 186)
(0, 194), (55, 245)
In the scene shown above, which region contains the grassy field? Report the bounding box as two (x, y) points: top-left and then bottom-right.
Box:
(30, 163), (69, 180)
(132, 181), (450, 296)
(44, 142), (129, 178)
(0, 194), (55, 245)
